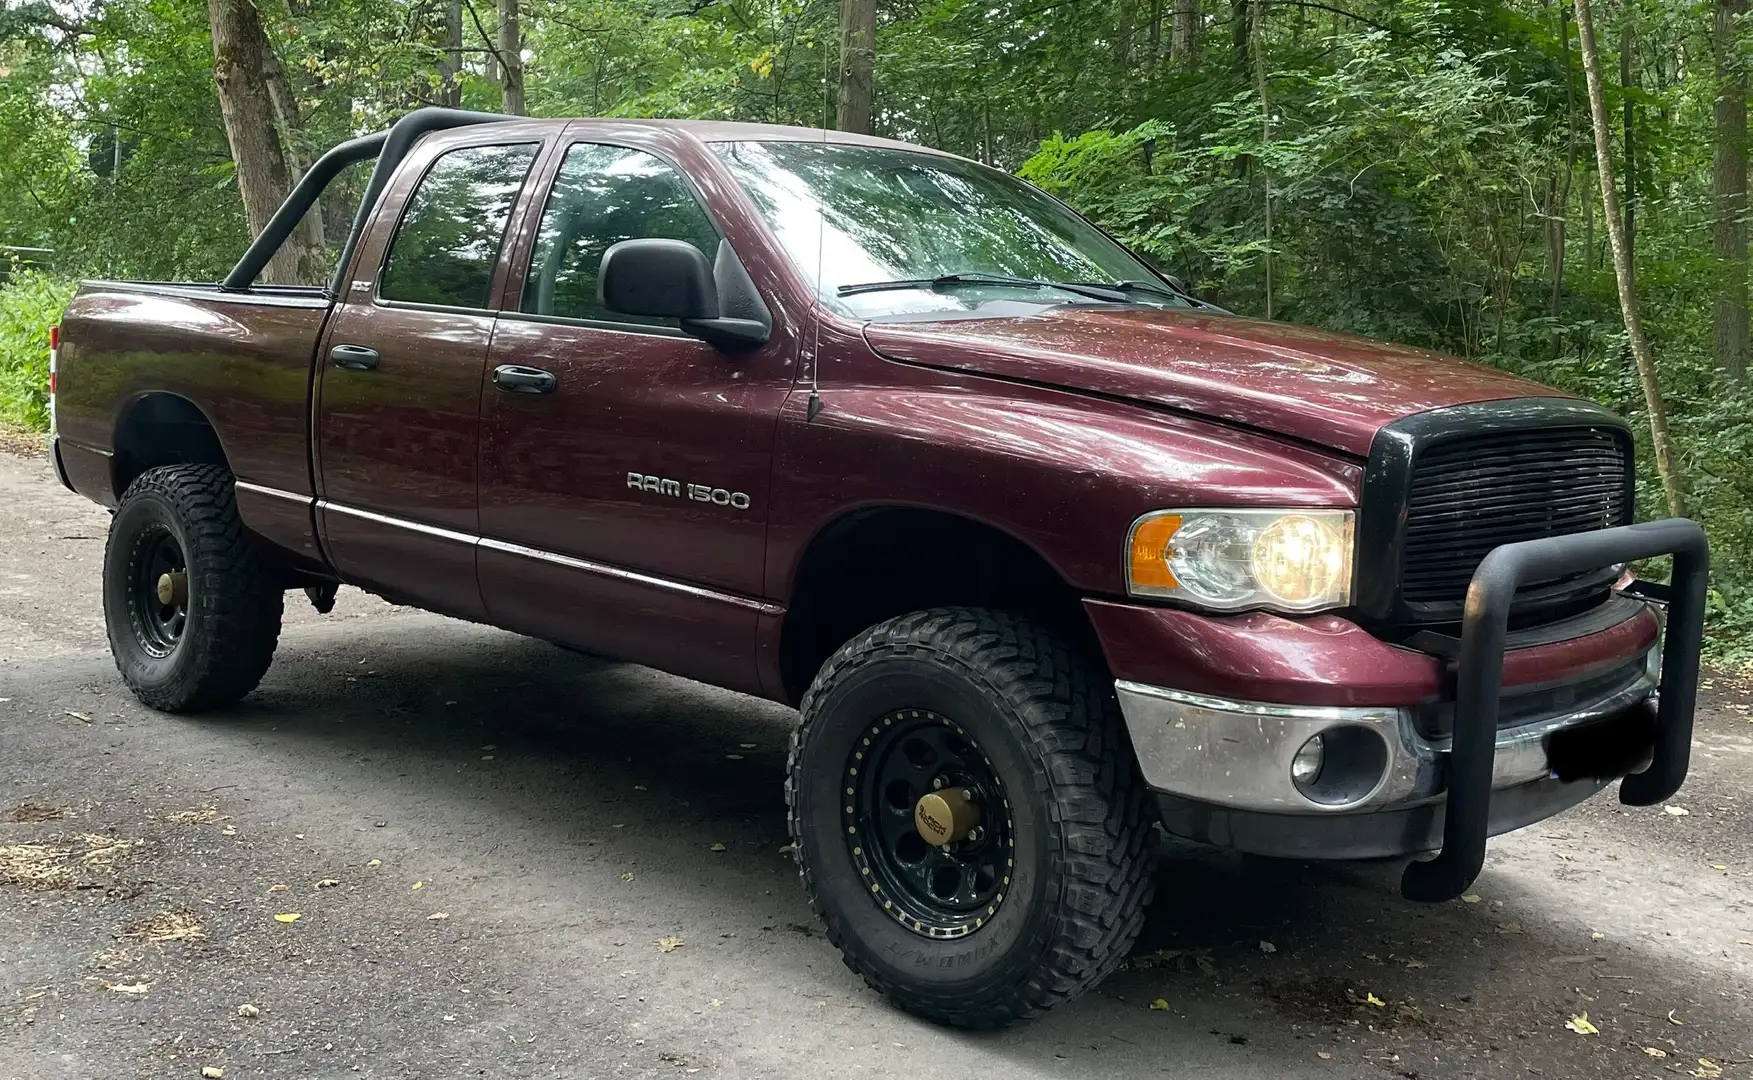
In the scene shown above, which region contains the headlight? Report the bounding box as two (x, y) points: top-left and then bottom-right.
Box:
(1126, 508), (1355, 613)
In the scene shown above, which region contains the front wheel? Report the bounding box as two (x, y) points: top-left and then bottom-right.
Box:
(786, 608), (1158, 1028)
(103, 464), (283, 712)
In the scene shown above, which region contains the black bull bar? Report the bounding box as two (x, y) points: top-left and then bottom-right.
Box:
(1399, 518), (1709, 903)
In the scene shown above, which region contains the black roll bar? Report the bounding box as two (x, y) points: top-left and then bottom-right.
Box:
(1400, 517), (1709, 902)
(221, 107), (511, 295)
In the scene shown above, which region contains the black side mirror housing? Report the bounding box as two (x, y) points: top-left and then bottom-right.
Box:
(598, 238), (770, 350)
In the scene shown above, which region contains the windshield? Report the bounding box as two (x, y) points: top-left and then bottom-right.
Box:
(711, 140), (1191, 319)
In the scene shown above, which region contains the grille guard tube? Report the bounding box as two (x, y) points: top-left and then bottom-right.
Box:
(1400, 518), (1708, 902)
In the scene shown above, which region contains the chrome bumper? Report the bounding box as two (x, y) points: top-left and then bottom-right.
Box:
(1115, 653), (1658, 856)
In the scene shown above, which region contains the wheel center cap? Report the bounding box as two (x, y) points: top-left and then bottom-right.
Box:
(156, 571), (188, 607)
(914, 787), (980, 847)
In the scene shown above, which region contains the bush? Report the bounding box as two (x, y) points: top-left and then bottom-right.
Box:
(0, 267), (76, 431)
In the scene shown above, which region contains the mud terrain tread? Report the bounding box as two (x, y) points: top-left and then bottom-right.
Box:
(786, 607), (1157, 1027)
(105, 464), (282, 712)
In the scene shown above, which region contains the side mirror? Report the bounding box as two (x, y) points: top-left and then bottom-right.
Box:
(598, 238), (769, 350)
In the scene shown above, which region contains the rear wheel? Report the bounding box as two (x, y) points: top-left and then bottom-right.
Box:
(787, 608), (1157, 1028)
(103, 464), (283, 712)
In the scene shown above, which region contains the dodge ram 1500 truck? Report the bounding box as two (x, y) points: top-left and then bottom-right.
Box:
(51, 108), (1708, 1029)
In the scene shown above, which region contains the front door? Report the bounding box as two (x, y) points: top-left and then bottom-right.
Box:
(476, 138), (796, 693)
(315, 135), (545, 619)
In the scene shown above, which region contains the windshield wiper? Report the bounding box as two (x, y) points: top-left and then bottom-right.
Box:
(836, 272), (1129, 303)
(1067, 278), (1210, 308)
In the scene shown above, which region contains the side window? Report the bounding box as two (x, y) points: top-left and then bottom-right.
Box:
(521, 143), (722, 325)
(379, 142), (541, 309)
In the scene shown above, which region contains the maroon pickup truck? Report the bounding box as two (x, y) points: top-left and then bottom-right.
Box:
(51, 108), (1707, 1028)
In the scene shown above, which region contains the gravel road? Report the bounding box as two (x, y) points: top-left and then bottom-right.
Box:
(2, 444), (1750, 1080)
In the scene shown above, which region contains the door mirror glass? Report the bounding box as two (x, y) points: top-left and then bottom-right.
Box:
(598, 238), (718, 319)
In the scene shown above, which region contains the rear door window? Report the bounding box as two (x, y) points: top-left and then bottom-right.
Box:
(379, 142), (541, 309)
(521, 143), (721, 326)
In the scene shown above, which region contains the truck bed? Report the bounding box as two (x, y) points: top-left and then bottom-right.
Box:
(53, 278), (334, 570)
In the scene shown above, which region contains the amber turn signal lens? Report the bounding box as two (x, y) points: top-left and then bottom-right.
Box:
(1127, 513), (1182, 591)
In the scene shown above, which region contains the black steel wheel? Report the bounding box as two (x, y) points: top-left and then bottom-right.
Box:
(128, 524), (188, 657)
(787, 608), (1158, 1029)
(103, 464), (283, 712)
(846, 710), (1014, 939)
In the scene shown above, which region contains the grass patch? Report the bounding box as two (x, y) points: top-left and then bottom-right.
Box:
(0, 267), (76, 432)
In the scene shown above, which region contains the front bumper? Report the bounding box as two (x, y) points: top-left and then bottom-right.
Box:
(1107, 519), (1709, 902)
(1116, 667), (1654, 860)
(1116, 658), (1657, 817)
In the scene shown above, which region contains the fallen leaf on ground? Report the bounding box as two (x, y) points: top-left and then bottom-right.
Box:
(1259, 940), (1277, 954)
(1461, 893), (1481, 904)
(428, 912), (449, 920)
(1696, 1060), (1724, 1079)
(778, 844), (795, 856)
(1364, 993), (1386, 1008)
(1710, 864), (1728, 871)
(267, 884), (288, 893)
(221, 826), (237, 836)
(411, 881), (424, 889)
(366, 859), (381, 867)
(1566, 1013), (1600, 1035)
(1497, 921), (1524, 934)
(105, 981), (151, 995)
(621, 871), (635, 882)
(1643, 1047), (1669, 1059)
(709, 843), (727, 852)
(1664, 805), (1691, 816)
(272, 913), (300, 923)
(1669, 1010), (1685, 1026)
(316, 878), (340, 888)
(64, 711), (92, 723)
(739, 743), (757, 749)
(237, 1004), (260, 1018)
(201, 1067), (223, 1078)
(710, 998), (722, 1006)
(725, 754), (744, 761)
(1403, 958), (1427, 969)
(1591, 932), (1606, 940)
(1317, 1052), (1332, 1060)
(1148, 998), (1171, 1011)
(656, 937), (685, 953)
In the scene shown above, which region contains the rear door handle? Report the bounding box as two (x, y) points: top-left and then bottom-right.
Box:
(492, 364), (557, 395)
(331, 344), (380, 371)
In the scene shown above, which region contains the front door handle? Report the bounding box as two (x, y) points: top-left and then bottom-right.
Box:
(492, 364), (557, 395)
(331, 344), (380, 371)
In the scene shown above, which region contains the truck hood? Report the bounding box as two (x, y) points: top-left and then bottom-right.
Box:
(861, 307), (1566, 457)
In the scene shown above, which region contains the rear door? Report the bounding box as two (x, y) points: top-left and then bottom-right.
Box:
(314, 129), (548, 619)
(475, 136), (798, 694)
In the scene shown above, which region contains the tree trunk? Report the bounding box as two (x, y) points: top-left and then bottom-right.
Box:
(439, 0), (463, 108)
(1550, 3), (1577, 350)
(1573, 0), (1688, 518)
(1251, 0), (1271, 318)
(1171, 0), (1199, 69)
(1714, 0), (1749, 380)
(498, 0), (524, 115)
(1620, 12), (1635, 283)
(260, 22), (322, 248)
(836, 0), (876, 133)
(206, 0), (323, 284)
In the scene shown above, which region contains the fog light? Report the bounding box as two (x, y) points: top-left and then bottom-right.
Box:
(1290, 735), (1325, 788)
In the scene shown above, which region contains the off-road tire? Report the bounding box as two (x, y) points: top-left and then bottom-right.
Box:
(103, 464), (283, 712)
(786, 608), (1158, 1028)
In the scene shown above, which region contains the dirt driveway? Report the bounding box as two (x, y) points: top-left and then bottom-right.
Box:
(2, 445), (1750, 1080)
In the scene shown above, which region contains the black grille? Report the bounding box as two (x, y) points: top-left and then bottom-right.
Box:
(1400, 426), (1632, 607)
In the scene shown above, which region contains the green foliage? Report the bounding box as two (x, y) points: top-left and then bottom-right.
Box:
(0, 266), (74, 430)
